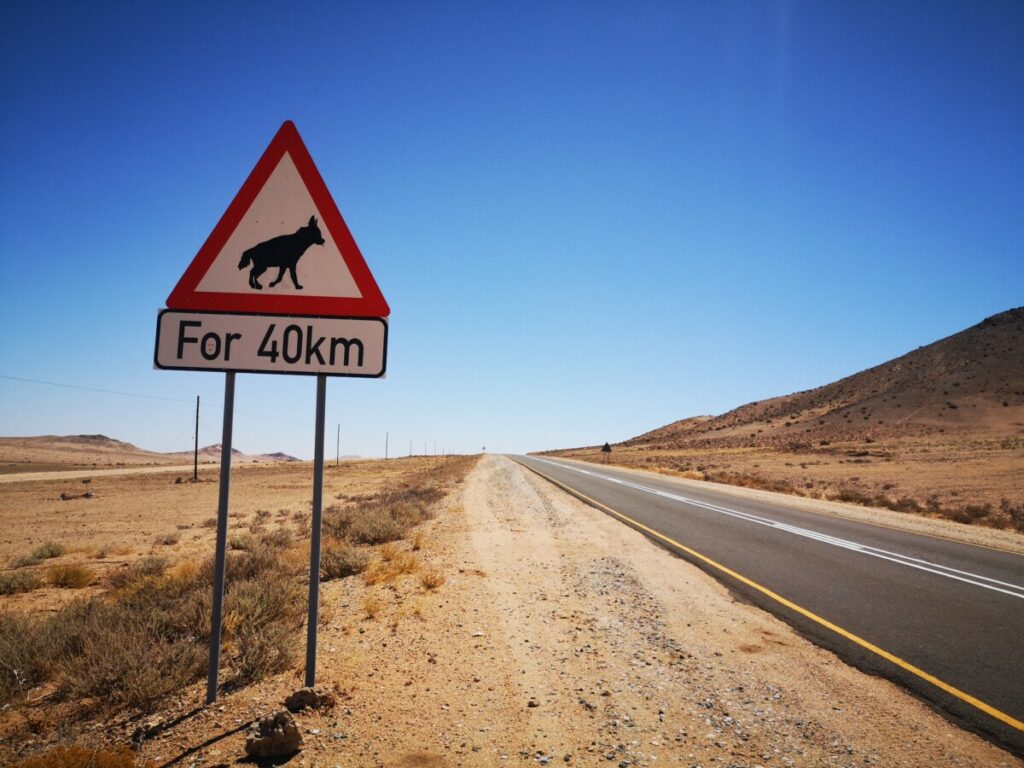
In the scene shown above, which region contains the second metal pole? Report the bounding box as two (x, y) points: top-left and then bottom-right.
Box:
(305, 374), (327, 687)
(206, 372), (235, 704)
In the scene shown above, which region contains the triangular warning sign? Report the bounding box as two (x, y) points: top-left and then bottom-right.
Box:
(166, 121), (389, 318)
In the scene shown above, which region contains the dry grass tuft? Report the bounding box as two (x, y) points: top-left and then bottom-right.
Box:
(379, 542), (401, 562)
(47, 563), (94, 589)
(362, 593), (383, 619)
(419, 569), (445, 591)
(363, 551), (418, 585)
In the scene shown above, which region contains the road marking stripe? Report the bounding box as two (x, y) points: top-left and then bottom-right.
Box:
(552, 455), (1024, 559)
(534, 458), (1024, 599)
(515, 458), (1024, 734)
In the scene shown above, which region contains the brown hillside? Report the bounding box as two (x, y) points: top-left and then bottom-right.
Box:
(546, 309), (1024, 530)
(628, 307), (1024, 450)
(0, 436), (301, 474)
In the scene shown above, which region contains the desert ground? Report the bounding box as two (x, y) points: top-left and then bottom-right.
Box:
(1, 451), (1020, 767)
(0, 435), (296, 475)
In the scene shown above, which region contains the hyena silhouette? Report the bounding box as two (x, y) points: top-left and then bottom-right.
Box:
(237, 215), (325, 290)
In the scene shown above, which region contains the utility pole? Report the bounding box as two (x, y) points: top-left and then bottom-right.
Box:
(385, 432), (389, 460)
(193, 395), (199, 482)
(408, 440), (412, 457)
(336, 424), (340, 467)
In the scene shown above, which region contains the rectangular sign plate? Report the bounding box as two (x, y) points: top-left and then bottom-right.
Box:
(155, 310), (387, 377)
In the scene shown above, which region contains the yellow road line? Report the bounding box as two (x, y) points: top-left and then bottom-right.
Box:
(515, 459), (1024, 734)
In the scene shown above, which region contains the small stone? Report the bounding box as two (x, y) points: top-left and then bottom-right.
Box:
(527, 698), (540, 708)
(284, 686), (336, 713)
(244, 709), (302, 759)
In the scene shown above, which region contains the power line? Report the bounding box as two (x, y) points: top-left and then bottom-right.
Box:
(1, 373), (311, 427)
(0, 374), (193, 403)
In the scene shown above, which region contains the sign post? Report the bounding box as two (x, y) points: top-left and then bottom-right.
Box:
(305, 374), (327, 687)
(156, 121), (389, 703)
(206, 372), (235, 704)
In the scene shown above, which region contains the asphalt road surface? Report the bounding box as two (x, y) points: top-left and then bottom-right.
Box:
(512, 455), (1024, 754)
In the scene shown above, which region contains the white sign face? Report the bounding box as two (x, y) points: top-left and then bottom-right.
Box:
(195, 154), (362, 299)
(155, 310), (386, 377)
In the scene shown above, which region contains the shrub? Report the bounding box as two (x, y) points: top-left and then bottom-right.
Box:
(0, 613), (54, 701)
(0, 571), (43, 595)
(321, 544), (369, 581)
(260, 528), (293, 549)
(154, 533), (180, 546)
(47, 564), (94, 589)
(1001, 498), (1024, 533)
(222, 572), (303, 686)
(109, 556), (167, 590)
(229, 534), (255, 551)
(950, 504), (992, 524)
(33, 542), (65, 560)
(0, 528), (303, 712)
(13, 542), (65, 568)
(348, 510), (406, 545)
(54, 600), (205, 711)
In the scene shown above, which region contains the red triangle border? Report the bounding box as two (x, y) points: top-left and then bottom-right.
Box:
(166, 121), (390, 318)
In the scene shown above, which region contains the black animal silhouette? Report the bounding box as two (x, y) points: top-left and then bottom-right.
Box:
(238, 215), (325, 290)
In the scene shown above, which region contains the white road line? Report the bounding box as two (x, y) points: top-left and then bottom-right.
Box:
(532, 458), (1024, 600)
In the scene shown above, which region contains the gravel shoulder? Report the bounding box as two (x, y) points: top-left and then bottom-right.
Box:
(444, 455), (1017, 767)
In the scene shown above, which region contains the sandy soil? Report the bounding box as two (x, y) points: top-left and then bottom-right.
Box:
(81, 454), (1018, 767)
(0, 464), (201, 484)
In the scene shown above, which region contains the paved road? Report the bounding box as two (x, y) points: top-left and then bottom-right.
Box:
(513, 455), (1024, 754)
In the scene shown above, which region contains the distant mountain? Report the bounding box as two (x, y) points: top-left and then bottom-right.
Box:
(173, 444), (301, 462)
(0, 435), (304, 472)
(191, 443), (245, 458)
(626, 307), (1024, 450)
(47, 434), (144, 450)
(258, 451), (301, 462)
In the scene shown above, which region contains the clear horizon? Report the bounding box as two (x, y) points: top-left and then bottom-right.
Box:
(2, 3), (1022, 460)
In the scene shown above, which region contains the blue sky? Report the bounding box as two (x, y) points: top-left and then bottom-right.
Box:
(1, 2), (1021, 459)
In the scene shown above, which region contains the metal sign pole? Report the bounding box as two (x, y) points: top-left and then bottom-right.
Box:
(305, 374), (327, 687)
(194, 395), (200, 482)
(206, 371), (236, 704)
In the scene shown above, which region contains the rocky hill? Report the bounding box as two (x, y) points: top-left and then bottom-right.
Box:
(627, 308), (1024, 450)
